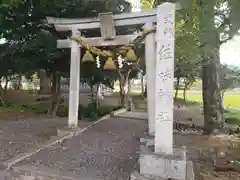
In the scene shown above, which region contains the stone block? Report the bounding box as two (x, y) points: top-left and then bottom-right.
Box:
(186, 161), (195, 180)
(139, 145), (193, 180)
(131, 161), (194, 180)
(131, 171), (168, 180)
(57, 126), (81, 137)
(140, 136), (154, 147)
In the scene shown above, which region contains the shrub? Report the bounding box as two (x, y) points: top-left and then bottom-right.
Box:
(56, 104), (123, 121)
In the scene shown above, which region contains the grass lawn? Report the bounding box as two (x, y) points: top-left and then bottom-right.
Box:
(177, 91), (240, 124)
(178, 92), (240, 109)
(132, 93), (240, 125)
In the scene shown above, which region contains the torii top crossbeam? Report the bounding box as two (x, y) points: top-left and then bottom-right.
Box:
(47, 9), (160, 48)
(46, 4), (180, 48)
(47, 9), (157, 31)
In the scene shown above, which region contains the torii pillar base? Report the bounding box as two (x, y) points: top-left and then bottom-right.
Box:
(130, 137), (195, 180)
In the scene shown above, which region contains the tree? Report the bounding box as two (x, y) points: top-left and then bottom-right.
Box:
(141, 0), (154, 10)
(182, 74), (196, 101)
(196, 0), (240, 133)
(80, 58), (116, 109)
(141, 0), (201, 99)
(0, 0), (132, 113)
(143, 0), (240, 133)
(110, 58), (140, 107)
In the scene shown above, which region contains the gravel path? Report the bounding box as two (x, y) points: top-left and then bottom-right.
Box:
(0, 118), (90, 163)
(14, 117), (147, 180)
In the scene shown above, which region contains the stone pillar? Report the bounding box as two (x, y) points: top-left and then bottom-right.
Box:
(154, 2), (175, 154)
(68, 27), (81, 128)
(131, 3), (195, 180)
(144, 22), (156, 136)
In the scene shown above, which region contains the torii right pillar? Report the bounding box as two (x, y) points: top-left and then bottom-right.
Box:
(132, 3), (195, 180)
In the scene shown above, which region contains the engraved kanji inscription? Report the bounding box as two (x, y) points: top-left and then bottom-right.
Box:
(157, 88), (172, 99)
(164, 27), (174, 38)
(158, 70), (173, 82)
(164, 13), (174, 25)
(156, 112), (170, 122)
(158, 44), (173, 61)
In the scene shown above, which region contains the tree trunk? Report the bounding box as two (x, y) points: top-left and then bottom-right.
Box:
(119, 80), (125, 106)
(183, 79), (187, 102)
(90, 84), (95, 101)
(199, 0), (223, 134)
(127, 79), (131, 95)
(3, 76), (9, 99)
(174, 77), (180, 99)
(118, 72), (126, 106)
(48, 72), (61, 116)
(140, 74), (144, 96)
(52, 75), (61, 116)
(0, 77), (4, 105)
(220, 92), (225, 111)
(127, 79), (133, 111)
(144, 83), (147, 97)
(39, 69), (51, 94)
(16, 74), (22, 90)
(202, 57), (222, 134)
(95, 83), (101, 109)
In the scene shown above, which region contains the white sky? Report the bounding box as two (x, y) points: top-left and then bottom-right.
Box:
(220, 35), (240, 67)
(0, 38), (5, 44)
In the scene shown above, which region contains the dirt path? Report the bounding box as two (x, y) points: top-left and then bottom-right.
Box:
(174, 133), (240, 180)
(0, 117), (91, 163)
(11, 117), (148, 180)
(116, 109), (240, 180)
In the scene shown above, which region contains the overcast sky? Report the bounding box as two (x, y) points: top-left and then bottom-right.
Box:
(220, 35), (240, 67)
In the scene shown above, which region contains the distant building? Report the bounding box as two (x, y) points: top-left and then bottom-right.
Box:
(60, 78), (113, 97)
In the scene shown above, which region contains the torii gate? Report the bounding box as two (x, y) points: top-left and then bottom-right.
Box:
(47, 3), (176, 155)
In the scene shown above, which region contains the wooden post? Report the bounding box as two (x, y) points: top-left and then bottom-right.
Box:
(144, 22), (156, 135)
(154, 3), (175, 154)
(68, 27), (81, 128)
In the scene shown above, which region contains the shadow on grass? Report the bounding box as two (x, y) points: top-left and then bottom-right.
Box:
(132, 96), (240, 125)
(0, 102), (123, 121)
(178, 98), (240, 125)
(131, 96), (201, 110)
(174, 98), (201, 106)
(224, 109), (240, 125)
(177, 98), (240, 125)
(0, 102), (49, 114)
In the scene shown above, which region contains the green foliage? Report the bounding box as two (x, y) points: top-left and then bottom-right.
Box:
(57, 103), (123, 121)
(0, 101), (123, 120)
(141, 0), (201, 79)
(0, 0), (132, 79)
(141, 0), (154, 10)
(142, 0), (240, 76)
(0, 102), (48, 114)
(80, 60), (116, 90)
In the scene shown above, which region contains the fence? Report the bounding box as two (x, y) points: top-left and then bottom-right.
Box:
(60, 78), (113, 96)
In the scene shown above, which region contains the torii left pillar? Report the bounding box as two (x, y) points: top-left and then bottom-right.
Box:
(68, 27), (81, 128)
